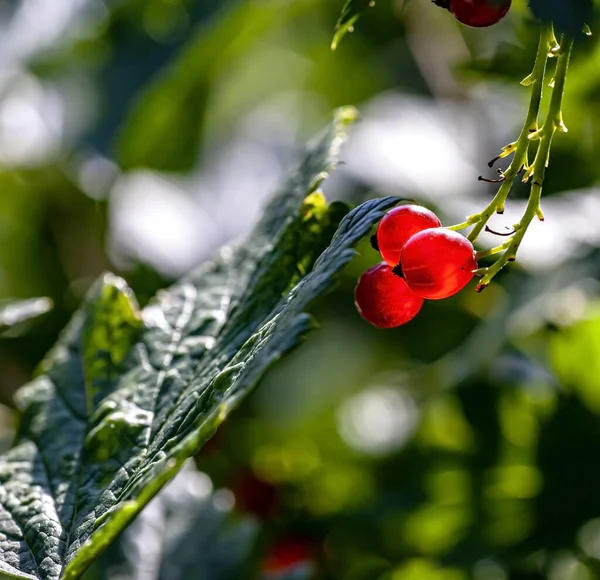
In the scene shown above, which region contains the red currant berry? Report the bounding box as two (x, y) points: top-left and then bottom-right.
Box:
(401, 229), (477, 300)
(376, 205), (442, 267)
(449, 0), (511, 27)
(354, 263), (424, 328)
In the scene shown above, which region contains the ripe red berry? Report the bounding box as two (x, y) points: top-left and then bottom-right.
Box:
(376, 205), (442, 267)
(401, 229), (477, 300)
(449, 0), (511, 27)
(354, 263), (424, 328)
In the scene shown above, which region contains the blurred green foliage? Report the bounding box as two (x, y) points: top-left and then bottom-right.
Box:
(3, 0), (600, 578)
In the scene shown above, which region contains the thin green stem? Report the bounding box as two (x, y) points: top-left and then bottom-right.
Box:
(475, 241), (512, 261)
(446, 216), (479, 231)
(463, 21), (554, 243)
(476, 34), (574, 291)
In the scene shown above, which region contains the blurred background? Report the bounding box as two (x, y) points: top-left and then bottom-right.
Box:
(2, 0), (600, 578)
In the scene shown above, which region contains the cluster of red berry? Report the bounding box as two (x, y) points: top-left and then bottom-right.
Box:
(355, 205), (478, 328)
(434, 0), (512, 28)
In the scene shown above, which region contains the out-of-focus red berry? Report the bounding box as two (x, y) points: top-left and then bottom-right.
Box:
(233, 471), (278, 519)
(449, 0), (511, 27)
(354, 263), (424, 328)
(376, 205), (442, 267)
(261, 536), (313, 575)
(401, 229), (477, 300)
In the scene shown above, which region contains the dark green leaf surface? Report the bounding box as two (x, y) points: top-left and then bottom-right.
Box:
(0, 108), (398, 580)
(332, 0), (374, 50)
(86, 461), (258, 580)
(0, 299), (53, 335)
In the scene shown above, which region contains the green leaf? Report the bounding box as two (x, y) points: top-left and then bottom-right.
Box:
(0, 107), (398, 580)
(331, 0), (374, 50)
(0, 298), (53, 335)
(86, 461), (258, 580)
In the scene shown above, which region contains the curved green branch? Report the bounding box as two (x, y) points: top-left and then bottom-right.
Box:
(448, 22), (575, 291)
(476, 33), (573, 291)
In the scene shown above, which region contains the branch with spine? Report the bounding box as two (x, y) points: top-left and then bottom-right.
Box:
(447, 22), (576, 291)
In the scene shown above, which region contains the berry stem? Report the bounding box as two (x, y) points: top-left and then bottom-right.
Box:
(476, 32), (574, 291)
(474, 241), (512, 261)
(462, 22), (555, 242)
(447, 22), (575, 290)
(448, 23), (554, 235)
